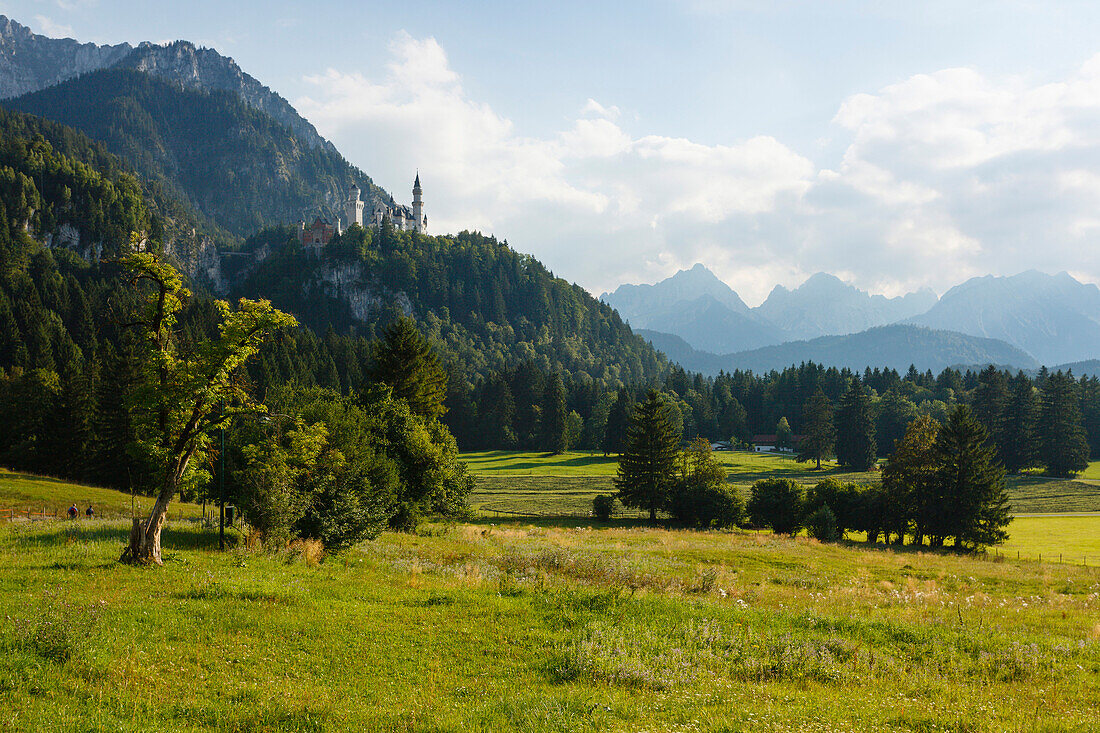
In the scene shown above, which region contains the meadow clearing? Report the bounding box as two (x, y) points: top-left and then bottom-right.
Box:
(2, 456), (1099, 731)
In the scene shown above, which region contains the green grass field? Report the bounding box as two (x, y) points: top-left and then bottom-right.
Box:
(2, 518), (1099, 731)
(0, 468), (204, 521)
(466, 451), (1100, 517)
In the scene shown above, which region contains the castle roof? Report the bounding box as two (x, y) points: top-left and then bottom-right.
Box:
(414, 172), (421, 188)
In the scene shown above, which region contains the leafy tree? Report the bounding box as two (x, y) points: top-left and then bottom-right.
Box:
(540, 372), (567, 453)
(120, 250), (296, 564)
(748, 478), (805, 535)
(835, 378), (877, 471)
(931, 406), (1010, 549)
(668, 438), (742, 528)
(775, 417), (793, 450)
(369, 317), (447, 420)
(806, 505), (839, 542)
(1038, 372), (1090, 478)
(797, 390), (834, 469)
(806, 477), (863, 538)
(615, 390), (681, 521)
(235, 421), (329, 547)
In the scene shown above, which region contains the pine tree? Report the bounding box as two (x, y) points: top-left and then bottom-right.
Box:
(972, 365), (1010, 458)
(540, 372), (568, 454)
(1079, 375), (1100, 459)
(603, 388), (633, 455)
(369, 317), (447, 420)
(1001, 373), (1039, 472)
(797, 389), (835, 469)
(1038, 371), (1090, 478)
(931, 406), (1010, 549)
(881, 415), (939, 545)
(615, 390), (681, 521)
(835, 378), (877, 471)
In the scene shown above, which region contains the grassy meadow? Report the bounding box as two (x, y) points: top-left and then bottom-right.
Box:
(2, 456), (1099, 730)
(2, 516), (1099, 731)
(467, 450), (1100, 518)
(0, 468), (204, 520)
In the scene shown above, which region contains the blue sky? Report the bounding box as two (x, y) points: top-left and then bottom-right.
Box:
(7, 0), (1100, 302)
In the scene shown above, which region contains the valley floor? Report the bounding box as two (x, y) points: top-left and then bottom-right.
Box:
(1, 519), (1099, 732)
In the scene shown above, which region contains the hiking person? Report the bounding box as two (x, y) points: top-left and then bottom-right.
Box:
(85, 505), (94, 518)
(67, 504), (78, 519)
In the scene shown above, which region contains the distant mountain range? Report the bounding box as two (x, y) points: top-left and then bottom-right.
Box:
(906, 271), (1100, 366)
(639, 325), (1038, 375)
(608, 265), (1100, 372)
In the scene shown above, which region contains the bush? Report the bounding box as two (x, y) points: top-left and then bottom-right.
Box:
(592, 494), (615, 522)
(807, 477), (863, 536)
(668, 483), (744, 529)
(748, 478), (805, 535)
(807, 504), (839, 542)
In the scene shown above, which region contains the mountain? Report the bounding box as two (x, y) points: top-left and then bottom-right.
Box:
(0, 15), (132, 99)
(756, 272), (938, 340)
(643, 295), (781, 353)
(0, 17), (331, 155)
(642, 325), (1036, 376)
(4, 68), (386, 237)
(908, 271), (1100, 366)
(601, 263), (786, 353)
(116, 41), (336, 155)
(601, 263), (751, 323)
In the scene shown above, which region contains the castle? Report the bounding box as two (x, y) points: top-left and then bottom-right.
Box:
(299, 174), (427, 249)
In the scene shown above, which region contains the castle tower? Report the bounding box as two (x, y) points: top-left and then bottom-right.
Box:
(412, 172), (425, 234)
(345, 184), (365, 228)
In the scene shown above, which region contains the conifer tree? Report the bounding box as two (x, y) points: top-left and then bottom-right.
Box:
(369, 317), (447, 420)
(540, 372), (568, 454)
(1001, 373), (1040, 472)
(615, 390), (681, 521)
(797, 389), (835, 469)
(973, 365), (1010, 457)
(931, 406), (1010, 549)
(603, 388), (633, 455)
(881, 415), (939, 544)
(1038, 371), (1090, 477)
(835, 378), (877, 471)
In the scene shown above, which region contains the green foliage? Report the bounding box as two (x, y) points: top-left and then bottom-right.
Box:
(1039, 372), (1090, 478)
(7, 68), (380, 238)
(806, 504), (839, 542)
(668, 438), (742, 529)
(234, 421), (329, 547)
(931, 406), (1011, 549)
(775, 417), (793, 450)
(370, 317), (447, 420)
(592, 494), (615, 522)
(748, 478), (805, 535)
(615, 390), (681, 521)
(796, 390), (834, 468)
(835, 378), (876, 471)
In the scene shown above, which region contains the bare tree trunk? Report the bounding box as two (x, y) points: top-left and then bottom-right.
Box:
(120, 453), (190, 565)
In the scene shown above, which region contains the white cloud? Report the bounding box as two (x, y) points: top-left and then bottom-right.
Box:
(296, 33), (1100, 304)
(33, 14), (73, 38)
(295, 32), (815, 299)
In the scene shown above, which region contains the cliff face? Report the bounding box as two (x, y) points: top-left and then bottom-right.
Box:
(0, 15), (132, 99)
(117, 41), (337, 155)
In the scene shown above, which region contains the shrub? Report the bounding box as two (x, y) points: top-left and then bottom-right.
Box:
(748, 478), (805, 535)
(807, 504), (839, 542)
(807, 477), (864, 536)
(668, 483), (744, 529)
(592, 494), (615, 522)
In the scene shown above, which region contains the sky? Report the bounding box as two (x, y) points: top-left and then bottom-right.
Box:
(6, 0), (1100, 304)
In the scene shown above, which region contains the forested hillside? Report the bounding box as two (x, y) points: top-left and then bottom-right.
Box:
(231, 223), (668, 386)
(3, 68), (384, 236)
